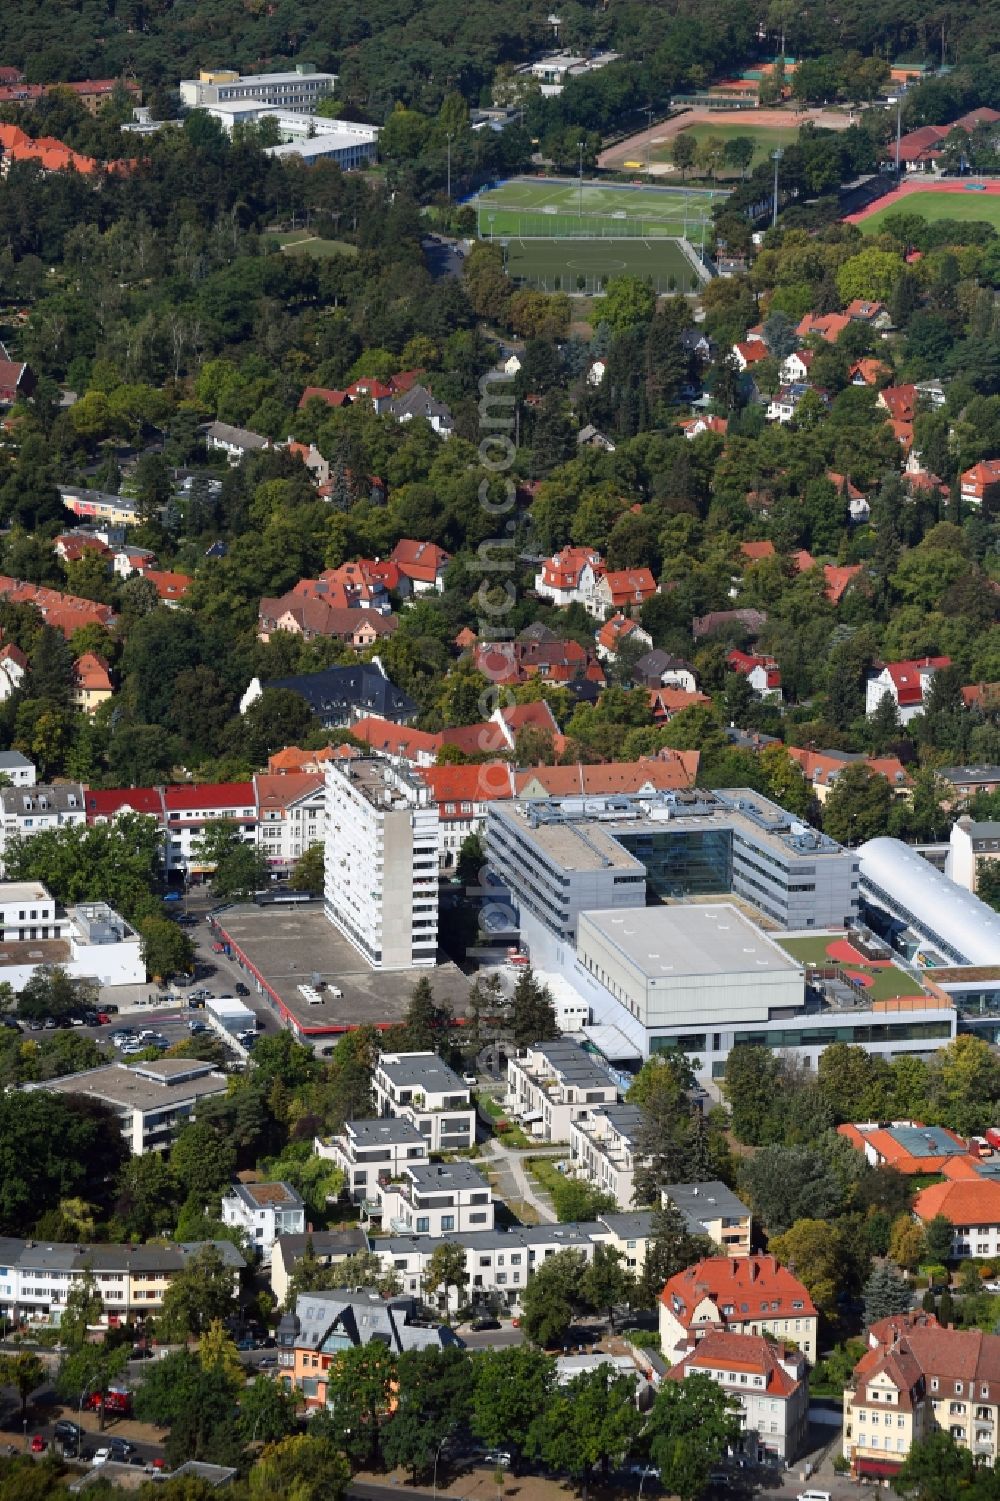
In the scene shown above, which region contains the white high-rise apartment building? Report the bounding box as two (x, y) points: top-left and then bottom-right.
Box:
(324, 758), (438, 968)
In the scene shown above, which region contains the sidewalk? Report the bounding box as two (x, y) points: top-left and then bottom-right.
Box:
(485, 1140), (557, 1223)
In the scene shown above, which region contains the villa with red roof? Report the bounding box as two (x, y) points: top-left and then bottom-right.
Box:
(592, 567), (657, 618)
(866, 656), (951, 724)
(143, 569), (192, 608)
(786, 747), (912, 804)
(666, 1331), (808, 1463)
(417, 762), (516, 869)
(678, 414), (728, 440)
(913, 1178), (1000, 1260)
(258, 591), (397, 646)
(72, 653), (113, 713)
(877, 384), (918, 424)
(961, 459), (1000, 509)
(648, 686), (711, 722)
(727, 649), (782, 700)
(298, 386), (351, 411)
(837, 1120), (969, 1175)
(534, 546), (605, 610)
(732, 340), (769, 371)
(389, 539), (450, 594)
(0, 577), (113, 638)
(659, 1254), (818, 1364)
(595, 614), (652, 662)
(796, 311), (850, 343)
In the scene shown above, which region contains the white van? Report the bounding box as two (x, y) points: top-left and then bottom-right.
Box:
(797, 1491), (832, 1501)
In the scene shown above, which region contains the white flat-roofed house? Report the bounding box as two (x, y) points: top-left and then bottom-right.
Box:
(0, 884), (143, 989)
(373, 1052), (475, 1152)
(372, 1162), (495, 1236)
(661, 1180), (752, 1257)
(506, 1037), (620, 1143)
(316, 1118), (431, 1205)
(569, 1103), (645, 1208)
(26, 1059), (229, 1154)
(221, 1181), (305, 1260)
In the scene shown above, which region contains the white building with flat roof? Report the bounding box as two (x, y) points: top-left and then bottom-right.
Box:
(180, 66), (336, 113)
(371, 1161), (495, 1236)
(27, 1059), (229, 1153)
(506, 1037), (620, 1143)
(316, 1118), (431, 1205)
(325, 758), (439, 968)
(221, 1181), (305, 1260)
(0, 884), (143, 989)
(576, 903), (805, 1034)
(373, 1052), (475, 1152)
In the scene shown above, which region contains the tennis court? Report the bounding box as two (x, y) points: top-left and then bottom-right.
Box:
(473, 175), (726, 240)
(505, 237), (700, 293)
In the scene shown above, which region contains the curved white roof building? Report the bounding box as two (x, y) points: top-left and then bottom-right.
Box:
(859, 836), (1000, 967)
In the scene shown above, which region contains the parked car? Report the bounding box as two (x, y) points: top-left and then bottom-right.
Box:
(162, 891), (183, 903)
(188, 1021), (207, 1034)
(54, 1421), (83, 1445)
(234, 983), (250, 997)
(103, 1004), (119, 1015)
(30, 1436), (45, 1454)
(483, 1452), (511, 1468)
(257, 1355), (278, 1369)
(470, 1316), (501, 1331)
(211, 942), (225, 954)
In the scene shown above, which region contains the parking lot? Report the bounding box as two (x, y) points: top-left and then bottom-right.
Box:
(213, 901), (473, 1038)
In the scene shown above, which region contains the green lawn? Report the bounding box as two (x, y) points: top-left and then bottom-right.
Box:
(860, 189), (1000, 234)
(263, 231), (358, 258)
(654, 121), (800, 172)
(473, 175), (725, 241)
(777, 935), (924, 1003)
(505, 236), (700, 294)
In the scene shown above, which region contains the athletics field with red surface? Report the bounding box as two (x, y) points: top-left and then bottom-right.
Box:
(846, 177), (1000, 229)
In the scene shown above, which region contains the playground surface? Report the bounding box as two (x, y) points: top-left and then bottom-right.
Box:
(848, 179), (1000, 231)
(599, 104), (853, 173)
(777, 933), (925, 1003)
(263, 230), (359, 258)
(505, 236), (699, 293)
(472, 175), (724, 240)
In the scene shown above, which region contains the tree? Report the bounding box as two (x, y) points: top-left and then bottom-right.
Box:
(509, 965), (558, 1048)
(769, 1218), (848, 1320)
(528, 1365), (643, 1489)
(520, 1248), (586, 1348)
(600, 276), (656, 335)
(0, 1352), (45, 1423)
(139, 916), (195, 982)
(157, 1244), (239, 1340)
(581, 1244), (635, 1330)
(134, 1349), (241, 1468)
(17, 965), (92, 1023)
(672, 133), (696, 179)
(628, 1050), (707, 1202)
(822, 763), (892, 845)
(170, 1122), (237, 1202)
(738, 1142), (849, 1233)
(238, 1373), (302, 1447)
(896, 1430), (977, 1501)
(471, 1346), (556, 1460)
(551, 1178), (618, 1223)
(889, 1216), (926, 1273)
(58, 1269), (102, 1350)
(196, 821), (269, 899)
(924, 1214), (955, 1264)
(319, 1343), (396, 1466)
(640, 1200), (713, 1307)
(249, 1434), (348, 1501)
(425, 1241), (468, 1318)
(290, 842), (324, 892)
(115, 1152), (179, 1238)
(397, 976), (452, 1051)
(55, 1341), (129, 1430)
(723, 1045), (785, 1145)
(380, 1347), (472, 1482)
(863, 1260), (913, 1324)
(198, 1319), (244, 1386)
(645, 1373), (743, 1501)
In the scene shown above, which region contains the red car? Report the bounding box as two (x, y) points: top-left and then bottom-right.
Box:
(211, 942), (225, 954)
(96, 1012), (110, 1025)
(30, 1436), (45, 1453)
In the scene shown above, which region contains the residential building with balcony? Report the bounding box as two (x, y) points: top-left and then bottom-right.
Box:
(373, 1052), (475, 1152)
(254, 772), (325, 877)
(506, 1038), (619, 1143)
(315, 1118), (430, 1205)
(661, 1181), (752, 1257)
(842, 1311), (1000, 1481)
(269, 1227), (370, 1306)
(666, 1331), (808, 1463)
(0, 782), (85, 875)
(659, 1255), (819, 1364)
(569, 1103), (645, 1208)
(220, 1181), (305, 1260)
(370, 1162), (495, 1236)
(26, 1059), (229, 1154)
(0, 1238), (244, 1327)
(324, 758), (439, 968)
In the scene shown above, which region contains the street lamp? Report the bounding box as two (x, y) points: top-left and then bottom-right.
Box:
(887, 96), (903, 177)
(645, 105), (654, 174)
(638, 1464), (655, 1501)
(578, 140), (584, 216)
(488, 213), (495, 244)
(446, 131), (453, 201)
(433, 1433), (450, 1501)
(771, 147), (784, 229)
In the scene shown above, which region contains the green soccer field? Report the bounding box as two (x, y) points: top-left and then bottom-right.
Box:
(860, 189), (1000, 234)
(474, 176), (725, 240)
(504, 237), (701, 293)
